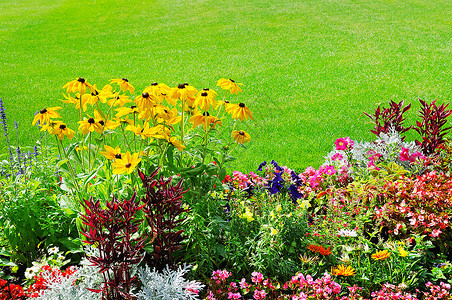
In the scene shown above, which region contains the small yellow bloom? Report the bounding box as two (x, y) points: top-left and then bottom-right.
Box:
(169, 83), (197, 103)
(135, 91), (159, 110)
(108, 94), (132, 107)
(398, 246), (408, 257)
(189, 112), (222, 130)
(229, 103), (254, 121)
(100, 145), (122, 160)
(115, 105), (140, 118)
(270, 227), (279, 236)
(51, 122), (75, 140)
(168, 137), (186, 151)
(299, 199), (311, 209)
(372, 250), (391, 261)
(231, 130), (251, 144)
(112, 151), (141, 174)
(194, 90), (217, 111)
(76, 145), (88, 151)
(83, 84), (114, 106)
(78, 117), (104, 135)
(217, 78), (244, 95)
(110, 78), (135, 94)
(240, 208), (254, 222)
(61, 93), (88, 111)
(32, 107), (62, 126)
(144, 82), (171, 103)
(63, 77), (94, 95)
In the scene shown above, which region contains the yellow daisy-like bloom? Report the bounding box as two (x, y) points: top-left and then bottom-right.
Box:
(194, 91), (217, 111)
(61, 93), (88, 112)
(112, 151), (141, 174)
(231, 130), (251, 144)
(78, 117), (104, 135)
(100, 145), (122, 160)
(169, 83), (197, 103)
(168, 137), (186, 151)
(189, 112), (222, 130)
(110, 78), (135, 94)
(108, 94), (132, 107)
(63, 77), (94, 95)
(135, 91), (159, 110)
(76, 145), (88, 152)
(331, 265), (355, 276)
(157, 107), (181, 125)
(32, 107), (62, 126)
(94, 110), (120, 130)
(144, 82), (170, 103)
(115, 105), (140, 118)
(83, 84), (114, 106)
(371, 250), (391, 261)
(51, 122), (75, 140)
(240, 208), (254, 222)
(217, 78), (244, 95)
(126, 122), (154, 140)
(230, 103), (254, 121)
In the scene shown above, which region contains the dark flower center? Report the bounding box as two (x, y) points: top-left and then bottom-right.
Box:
(239, 131), (245, 135)
(203, 88), (209, 91)
(184, 83), (189, 86)
(88, 118), (95, 124)
(99, 120), (105, 126)
(203, 112), (210, 116)
(126, 163), (132, 168)
(122, 78), (128, 82)
(142, 92), (149, 98)
(115, 153), (122, 159)
(177, 84), (186, 89)
(40, 108), (47, 114)
(201, 92), (208, 97)
(164, 109), (168, 113)
(151, 82), (158, 86)
(59, 124), (67, 130)
(131, 105), (137, 109)
(77, 78), (85, 83)
(230, 79), (235, 82)
(91, 90), (99, 96)
(141, 128), (144, 133)
(239, 103), (245, 107)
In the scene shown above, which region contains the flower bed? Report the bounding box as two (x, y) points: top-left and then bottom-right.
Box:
(0, 80), (451, 299)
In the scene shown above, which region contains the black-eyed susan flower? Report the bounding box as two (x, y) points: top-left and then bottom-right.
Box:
(83, 84), (114, 106)
(63, 78), (94, 95)
(144, 82), (171, 103)
(100, 145), (122, 160)
(110, 78), (135, 94)
(115, 105), (140, 118)
(189, 112), (221, 130)
(135, 91), (158, 110)
(61, 93), (88, 112)
(78, 117), (104, 134)
(32, 107), (62, 126)
(94, 110), (120, 130)
(194, 91), (217, 111)
(126, 122), (154, 140)
(169, 83), (197, 103)
(230, 103), (254, 121)
(157, 107), (181, 125)
(168, 137), (186, 151)
(371, 250), (391, 261)
(331, 265), (355, 276)
(76, 145), (88, 151)
(51, 122), (75, 140)
(231, 130), (251, 144)
(112, 151), (141, 174)
(217, 78), (244, 95)
(107, 94), (132, 107)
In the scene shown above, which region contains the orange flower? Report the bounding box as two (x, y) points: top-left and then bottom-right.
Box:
(371, 250), (391, 261)
(307, 244), (332, 256)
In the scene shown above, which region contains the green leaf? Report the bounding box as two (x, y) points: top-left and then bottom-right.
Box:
(218, 168), (226, 181)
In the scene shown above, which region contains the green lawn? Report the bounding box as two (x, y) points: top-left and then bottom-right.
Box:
(0, 0), (450, 172)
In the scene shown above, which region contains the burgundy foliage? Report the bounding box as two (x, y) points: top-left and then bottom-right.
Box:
(80, 193), (146, 300)
(414, 99), (452, 156)
(138, 167), (189, 270)
(363, 100), (412, 140)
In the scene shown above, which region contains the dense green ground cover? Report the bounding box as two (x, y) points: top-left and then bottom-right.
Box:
(0, 0), (450, 171)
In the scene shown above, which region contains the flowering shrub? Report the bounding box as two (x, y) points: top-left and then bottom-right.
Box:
(0, 279), (26, 299)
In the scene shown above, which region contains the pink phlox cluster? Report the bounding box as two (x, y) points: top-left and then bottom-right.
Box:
(228, 292), (241, 299)
(253, 289), (266, 300)
(212, 270), (231, 284)
(232, 171), (250, 189)
(251, 272), (264, 284)
(371, 284), (418, 300)
(207, 290), (217, 300)
(248, 171), (265, 187)
(288, 272), (341, 299)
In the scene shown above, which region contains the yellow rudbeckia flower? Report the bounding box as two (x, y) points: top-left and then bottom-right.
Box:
(169, 83), (197, 103)
(230, 103), (254, 121)
(108, 94), (132, 107)
(94, 110), (120, 130)
(189, 112), (222, 130)
(83, 84), (114, 106)
(217, 78), (244, 95)
(100, 145), (122, 160)
(112, 151), (141, 174)
(194, 91), (217, 111)
(110, 78), (135, 94)
(231, 130), (251, 144)
(63, 77), (94, 95)
(135, 91), (159, 110)
(32, 107), (62, 126)
(78, 117), (104, 135)
(168, 137), (186, 151)
(51, 122), (75, 140)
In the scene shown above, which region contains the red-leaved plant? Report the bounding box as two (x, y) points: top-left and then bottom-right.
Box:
(138, 167), (189, 270)
(414, 99), (452, 156)
(80, 193), (146, 300)
(0, 278), (26, 300)
(364, 100), (412, 140)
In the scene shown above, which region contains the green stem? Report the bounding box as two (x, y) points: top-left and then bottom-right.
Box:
(58, 139), (82, 202)
(180, 98), (185, 167)
(88, 132), (92, 172)
(120, 124), (133, 152)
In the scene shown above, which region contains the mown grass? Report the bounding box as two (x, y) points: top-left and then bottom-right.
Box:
(0, 0), (450, 172)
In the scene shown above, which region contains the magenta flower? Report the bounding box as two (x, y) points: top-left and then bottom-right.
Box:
(323, 165), (337, 176)
(335, 137), (354, 150)
(251, 272), (264, 284)
(253, 290), (266, 300)
(228, 292), (241, 299)
(400, 147), (411, 161)
(331, 153), (343, 161)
